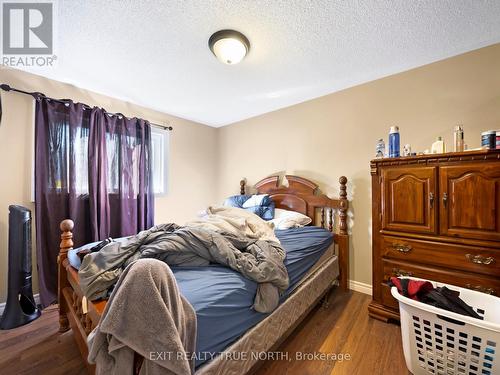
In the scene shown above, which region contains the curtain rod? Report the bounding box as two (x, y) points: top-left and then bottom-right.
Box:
(0, 83), (173, 131)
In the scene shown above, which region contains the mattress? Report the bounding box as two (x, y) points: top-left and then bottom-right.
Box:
(196, 254), (339, 375)
(276, 226), (334, 294)
(68, 226), (335, 368)
(175, 226), (333, 367)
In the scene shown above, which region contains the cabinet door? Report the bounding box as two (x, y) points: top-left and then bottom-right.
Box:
(382, 166), (437, 234)
(440, 163), (500, 241)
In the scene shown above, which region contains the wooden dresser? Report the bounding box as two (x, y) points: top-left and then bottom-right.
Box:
(368, 149), (500, 322)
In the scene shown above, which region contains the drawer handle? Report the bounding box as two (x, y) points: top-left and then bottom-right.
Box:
(465, 254), (495, 265)
(392, 244), (412, 253)
(429, 192), (434, 208)
(464, 284), (496, 295)
(442, 192), (448, 208)
(392, 268), (413, 277)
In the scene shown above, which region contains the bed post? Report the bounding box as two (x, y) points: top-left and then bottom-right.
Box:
(338, 176), (349, 291)
(240, 179), (246, 195)
(58, 219), (74, 332)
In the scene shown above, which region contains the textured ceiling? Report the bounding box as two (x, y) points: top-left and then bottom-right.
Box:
(15, 0), (500, 127)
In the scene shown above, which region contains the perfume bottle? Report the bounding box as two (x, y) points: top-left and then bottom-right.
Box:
(375, 139), (385, 158)
(453, 125), (464, 152)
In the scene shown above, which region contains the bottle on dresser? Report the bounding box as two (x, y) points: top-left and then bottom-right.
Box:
(431, 136), (445, 154)
(388, 126), (400, 158)
(453, 125), (464, 152)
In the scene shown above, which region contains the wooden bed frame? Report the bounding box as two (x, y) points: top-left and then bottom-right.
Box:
(57, 175), (349, 374)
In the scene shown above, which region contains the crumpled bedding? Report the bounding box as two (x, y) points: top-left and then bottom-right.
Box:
(186, 206), (279, 243)
(79, 207), (289, 313)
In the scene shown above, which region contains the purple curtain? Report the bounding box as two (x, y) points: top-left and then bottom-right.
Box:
(88, 109), (154, 240)
(35, 98), (154, 307)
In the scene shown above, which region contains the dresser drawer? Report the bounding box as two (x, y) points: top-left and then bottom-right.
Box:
(382, 259), (500, 296)
(381, 235), (500, 277)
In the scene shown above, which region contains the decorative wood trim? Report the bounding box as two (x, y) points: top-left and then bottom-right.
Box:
(371, 150), (500, 175)
(337, 234), (349, 291)
(285, 175), (318, 192)
(368, 302), (400, 322)
(58, 219), (73, 333)
(339, 176), (348, 236)
(252, 175), (347, 221)
(62, 287), (96, 374)
(254, 175), (280, 192)
(328, 208), (333, 233)
(240, 179), (246, 195)
(380, 229), (500, 249)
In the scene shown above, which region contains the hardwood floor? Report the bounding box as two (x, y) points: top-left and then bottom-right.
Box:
(256, 289), (409, 375)
(0, 305), (87, 375)
(0, 290), (410, 375)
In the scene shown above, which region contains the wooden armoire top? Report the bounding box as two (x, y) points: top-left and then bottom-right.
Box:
(371, 149), (500, 174)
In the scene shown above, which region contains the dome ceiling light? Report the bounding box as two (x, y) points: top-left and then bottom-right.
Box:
(208, 30), (250, 65)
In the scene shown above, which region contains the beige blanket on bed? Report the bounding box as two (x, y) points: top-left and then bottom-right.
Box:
(186, 206), (279, 243)
(87, 259), (197, 375)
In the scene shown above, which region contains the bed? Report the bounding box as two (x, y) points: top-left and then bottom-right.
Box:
(57, 175), (350, 374)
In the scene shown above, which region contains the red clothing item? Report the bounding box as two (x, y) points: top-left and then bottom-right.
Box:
(390, 277), (434, 301)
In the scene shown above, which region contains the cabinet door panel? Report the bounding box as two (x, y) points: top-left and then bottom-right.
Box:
(440, 163), (500, 241)
(382, 166), (437, 234)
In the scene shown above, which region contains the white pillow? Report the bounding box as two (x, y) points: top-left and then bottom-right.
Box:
(270, 208), (312, 230)
(242, 194), (269, 208)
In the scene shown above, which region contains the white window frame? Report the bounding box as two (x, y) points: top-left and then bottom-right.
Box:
(150, 126), (169, 196)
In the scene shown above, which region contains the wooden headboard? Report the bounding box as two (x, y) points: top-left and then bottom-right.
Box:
(240, 175), (349, 290)
(240, 175), (348, 235)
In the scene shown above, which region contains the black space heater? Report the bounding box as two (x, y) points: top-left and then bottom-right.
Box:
(0, 205), (41, 329)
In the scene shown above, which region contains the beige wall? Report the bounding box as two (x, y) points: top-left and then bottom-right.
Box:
(1, 44), (499, 303)
(0, 68), (218, 303)
(216, 44), (500, 287)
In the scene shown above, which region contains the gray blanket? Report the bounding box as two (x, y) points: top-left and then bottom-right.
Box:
(79, 223), (289, 313)
(88, 259), (197, 375)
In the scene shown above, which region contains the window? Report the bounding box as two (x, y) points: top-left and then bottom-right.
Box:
(46, 111), (90, 195)
(32, 113), (169, 198)
(151, 126), (169, 195)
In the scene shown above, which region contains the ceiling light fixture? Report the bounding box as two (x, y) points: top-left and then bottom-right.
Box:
(208, 30), (250, 65)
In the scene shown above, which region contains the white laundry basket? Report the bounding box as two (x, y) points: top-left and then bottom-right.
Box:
(391, 277), (500, 375)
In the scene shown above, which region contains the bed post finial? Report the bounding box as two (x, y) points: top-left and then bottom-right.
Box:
(60, 219), (74, 252)
(240, 179), (246, 195)
(337, 176), (349, 291)
(339, 176), (348, 235)
(58, 219), (73, 332)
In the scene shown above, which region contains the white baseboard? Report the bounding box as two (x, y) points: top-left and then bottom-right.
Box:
(0, 294), (40, 316)
(349, 280), (372, 295)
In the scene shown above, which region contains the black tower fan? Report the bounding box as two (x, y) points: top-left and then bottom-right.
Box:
(0, 205), (41, 329)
